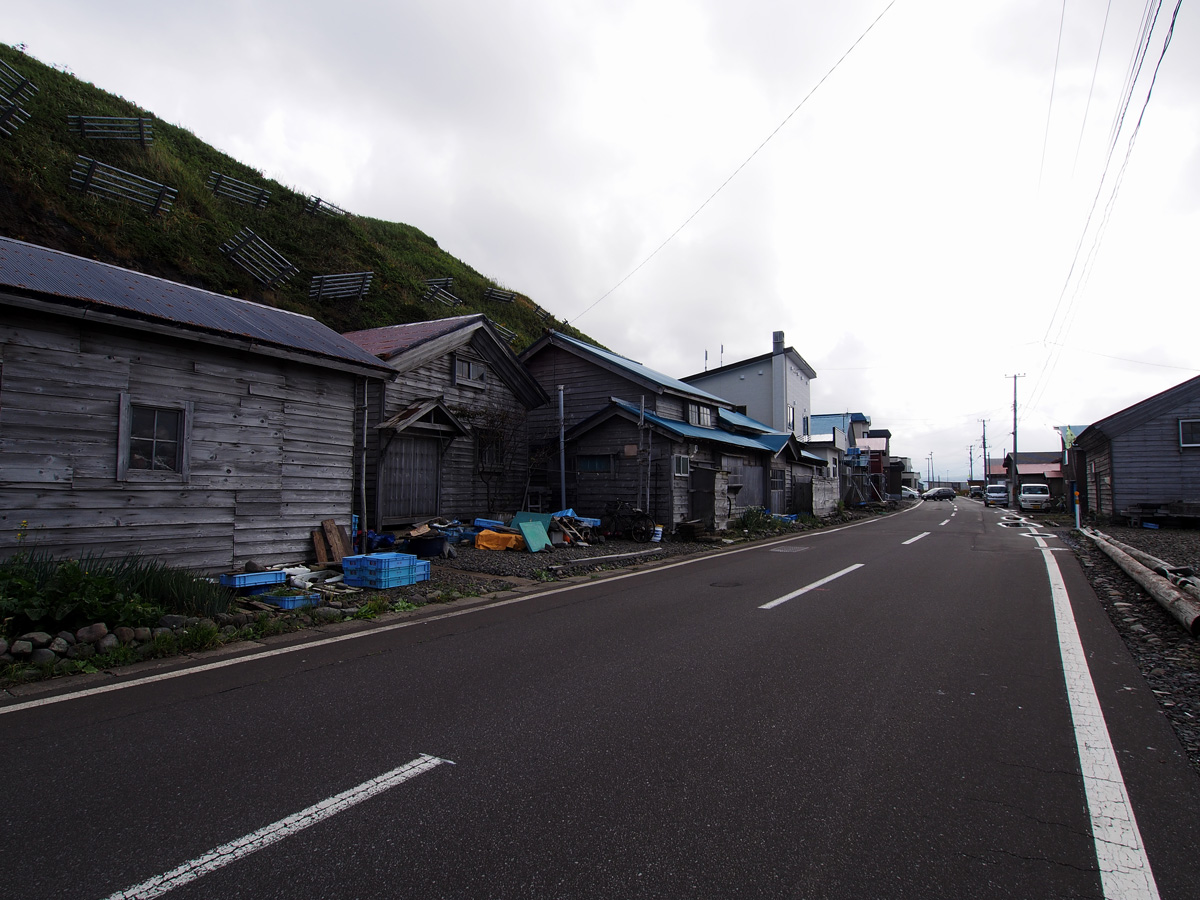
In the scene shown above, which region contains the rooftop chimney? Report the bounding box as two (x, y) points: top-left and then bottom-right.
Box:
(772, 331), (785, 354)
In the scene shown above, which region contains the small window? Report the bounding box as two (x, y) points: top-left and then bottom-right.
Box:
(130, 406), (182, 471)
(674, 455), (691, 477)
(787, 407), (795, 433)
(1181, 419), (1200, 448)
(770, 469), (786, 493)
(478, 434), (504, 471)
(454, 355), (487, 387)
(117, 393), (192, 481)
(577, 454), (612, 473)
(687, 403), (713, 428)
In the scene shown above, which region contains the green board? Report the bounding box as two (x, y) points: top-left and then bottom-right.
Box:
(517, 520), (551, 553)
(512, 511), (554, 530)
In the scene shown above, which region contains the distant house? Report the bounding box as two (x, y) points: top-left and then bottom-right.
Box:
(519, 331), (826, 528)
(342, 314), (548, 528)
(1004, 451), (1064, 501)
(680, 331), (817, 438)
(984, 458), (1008, 485)
(1071, 375), (1200, 522)
(0, 237), (394, 572)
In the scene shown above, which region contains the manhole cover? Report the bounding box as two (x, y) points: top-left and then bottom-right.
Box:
(769, 546), (808, 553)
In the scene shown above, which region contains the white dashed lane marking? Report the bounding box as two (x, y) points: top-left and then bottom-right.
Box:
(759, 564), (864, 610)
(103, 755), (451, 899)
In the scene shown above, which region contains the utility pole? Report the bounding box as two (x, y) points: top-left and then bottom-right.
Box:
(980, 420), (988, 484)
(1005, 374), (1024, 504)
(968, 444), (974, 482)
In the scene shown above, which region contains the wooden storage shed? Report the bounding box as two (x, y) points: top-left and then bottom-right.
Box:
(0, 237), (394, 572)
(342, 315), (548, 528)
(1072, 374), (1200, 523)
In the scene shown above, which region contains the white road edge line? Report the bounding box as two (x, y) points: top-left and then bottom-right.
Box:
(759, 564), (864, 610)
(102, 754), (449, 900)
(902, 532), (930, 545)
(2, 507), (921, 716)
(1039, 547), (1160, 899)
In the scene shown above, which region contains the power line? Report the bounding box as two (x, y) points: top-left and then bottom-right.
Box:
(1039, 0), (1069, 190)
(1027, 0), (1180, 413)
(568, 0), (901, 325)
(1071, 0), (1114, 176)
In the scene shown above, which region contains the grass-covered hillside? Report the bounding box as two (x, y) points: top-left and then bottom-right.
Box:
(0, 43), (589, 347)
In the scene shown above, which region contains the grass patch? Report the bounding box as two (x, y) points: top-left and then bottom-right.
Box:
(0, 550), (232, 639)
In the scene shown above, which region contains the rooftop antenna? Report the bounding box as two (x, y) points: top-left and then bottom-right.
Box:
(704, 349), (708, 371)
(720, 344), (724, 367)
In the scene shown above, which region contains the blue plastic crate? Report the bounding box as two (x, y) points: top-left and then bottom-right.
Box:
(220, 570), (287, 589)
(344, 563), (430, 589)
(361, 552), (417, 570)
(342, 552), (416, 572)
(260, 592), (320, 610)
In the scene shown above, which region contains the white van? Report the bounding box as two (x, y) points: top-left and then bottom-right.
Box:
(984, 484), (1008, 507)
(1018, 483), (1051, 511)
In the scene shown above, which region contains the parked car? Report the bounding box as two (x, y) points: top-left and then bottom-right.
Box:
(922, 487), (956, 501)
(1018, 483), (1052, 512)
(968, 486), (983, 499)
(984, 484), (1008, 507)
(902, 487), (920, 500)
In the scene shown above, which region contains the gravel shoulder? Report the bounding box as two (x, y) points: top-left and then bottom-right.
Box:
(1043, 518), (1200, 777)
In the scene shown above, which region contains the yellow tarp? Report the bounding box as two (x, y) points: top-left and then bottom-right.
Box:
(474, 529), (526, 551)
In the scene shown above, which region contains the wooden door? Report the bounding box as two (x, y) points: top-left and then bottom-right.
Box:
(380, 436), (440, 522)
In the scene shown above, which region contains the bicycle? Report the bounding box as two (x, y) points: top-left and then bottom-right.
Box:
(602, 499), (657, 543)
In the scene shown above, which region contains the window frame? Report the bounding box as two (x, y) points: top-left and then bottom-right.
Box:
(673, 454), (691, 478)
(477, 432), (505, 472)
(1181, 419), (1200, 448)
(687, 403), (713, 428)
(576, 454), (613, 474)
(117, 392), (192, 482)
(453, 353), (488, 389)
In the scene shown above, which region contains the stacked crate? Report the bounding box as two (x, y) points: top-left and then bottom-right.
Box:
(342, 552), (431, 588)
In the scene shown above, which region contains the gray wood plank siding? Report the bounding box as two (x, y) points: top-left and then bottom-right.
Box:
(0, 310), (358, 572)
(1110, 400), (1200, 512)
(1085, 443), (1115, 518)
(365, 335), (534, 525)
(524, 345), (680, 441)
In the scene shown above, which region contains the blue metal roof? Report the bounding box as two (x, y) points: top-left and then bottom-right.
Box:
(811, 412), (870, 434)
(549, 332), (728, 404)
(610, 398), (823, 463)
(717, 407), (775, 434)
(0, 237), (392, 373)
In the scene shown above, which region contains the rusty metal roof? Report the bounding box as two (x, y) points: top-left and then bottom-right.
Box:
(342, 314), (484, 358)
(0, 237), (392, 374)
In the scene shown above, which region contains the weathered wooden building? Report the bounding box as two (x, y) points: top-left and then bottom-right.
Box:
(1071, 374), (1200, 522)
(342, 315), (548, 528)
(0, 237), (394, 572)
(519, 331), (825, 528)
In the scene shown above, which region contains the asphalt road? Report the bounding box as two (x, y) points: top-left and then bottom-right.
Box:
(4, 500), (1200, 899)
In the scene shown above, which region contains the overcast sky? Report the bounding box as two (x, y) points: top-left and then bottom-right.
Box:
(10, 1), (1199, 481)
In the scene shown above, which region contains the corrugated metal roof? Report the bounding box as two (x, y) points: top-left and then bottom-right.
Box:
(610, 398), (823, 462)
(547, 332), (729, 404)
(0, 236), (391, 373)
(343, 314), (484, 358)
(717, 407), (776, 434)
